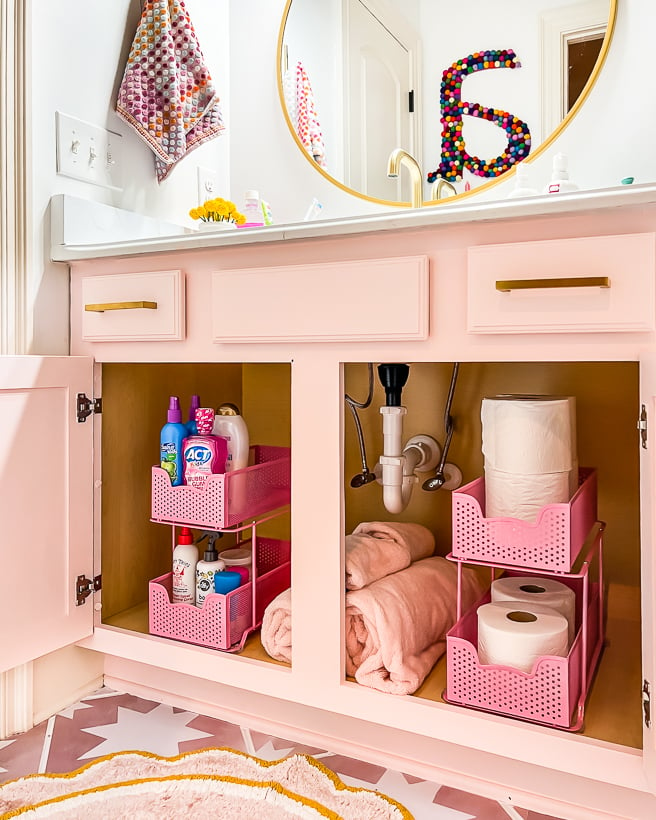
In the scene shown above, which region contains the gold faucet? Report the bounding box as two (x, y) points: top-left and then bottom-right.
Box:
(387, 148), (423, 208)
(431, 179), (457, 200)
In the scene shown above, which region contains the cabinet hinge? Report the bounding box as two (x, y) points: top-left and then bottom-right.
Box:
(76, 574), (101, 606)
(643, 679), (651, 728)
(76, 393), (102, 423)
(408, 89), (415, 113)
(638, 404), (648, 449)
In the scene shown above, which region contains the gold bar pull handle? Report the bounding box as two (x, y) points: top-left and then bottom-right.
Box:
(496, 276), (610, 293)
(85, 300), (158, 313)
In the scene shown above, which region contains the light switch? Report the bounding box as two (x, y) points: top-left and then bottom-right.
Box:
(56, 111), (123, 191)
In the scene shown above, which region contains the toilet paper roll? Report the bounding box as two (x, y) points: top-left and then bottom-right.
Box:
(484, 466), (571, 521)
(481, 396), (575, 475)
(477, 601), (570, 673)
(491, 576), (576, 646)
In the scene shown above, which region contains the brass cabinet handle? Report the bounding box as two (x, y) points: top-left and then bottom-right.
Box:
(495, 276), (610, 292)
(84, 300), (158, 312)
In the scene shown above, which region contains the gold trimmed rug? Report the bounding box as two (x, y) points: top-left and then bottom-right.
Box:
(0, 747), (412, 819)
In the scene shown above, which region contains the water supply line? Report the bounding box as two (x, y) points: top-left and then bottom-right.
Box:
(345, 363), (377, 488)
(423, 362), (463, 491)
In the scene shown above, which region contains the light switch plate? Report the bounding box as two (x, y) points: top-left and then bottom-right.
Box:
(197, 166), (219, 204)
(56, 111), (123, 191)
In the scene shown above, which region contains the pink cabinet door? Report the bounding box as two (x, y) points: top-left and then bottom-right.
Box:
(0, 356), (94, 672)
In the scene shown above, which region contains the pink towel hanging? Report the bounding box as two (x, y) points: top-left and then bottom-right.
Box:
(295, 61), (327, 168)
(116, 0), (225, 182)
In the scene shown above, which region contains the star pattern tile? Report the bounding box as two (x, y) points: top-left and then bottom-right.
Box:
(0, 688), (565, 819)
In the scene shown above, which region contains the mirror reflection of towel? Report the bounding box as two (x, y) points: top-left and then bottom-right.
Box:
(295, 61), (327, 168)
(116, 0), (225, 182)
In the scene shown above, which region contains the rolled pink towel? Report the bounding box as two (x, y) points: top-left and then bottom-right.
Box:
(345, 557), (484, 695)
(345, 521), (435, 590)
(261, 587), (292, 663)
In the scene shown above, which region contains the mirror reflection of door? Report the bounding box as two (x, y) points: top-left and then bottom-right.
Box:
(567, 34), (604, 112)
(345, 0), (420, 202)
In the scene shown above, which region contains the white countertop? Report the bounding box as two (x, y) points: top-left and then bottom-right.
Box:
(50, 183), (656, 263)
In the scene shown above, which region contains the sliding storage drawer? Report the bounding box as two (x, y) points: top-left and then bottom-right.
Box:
(81, 269), (185, 341)
(467, 232), (655, 333)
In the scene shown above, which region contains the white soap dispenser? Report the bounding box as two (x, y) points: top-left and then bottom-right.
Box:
(507, 162), (538, 199)
(544, 153), (579, 194)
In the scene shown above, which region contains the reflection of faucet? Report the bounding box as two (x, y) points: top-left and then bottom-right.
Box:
(387, 148), (423, 208)
(431, 179), (457, 200)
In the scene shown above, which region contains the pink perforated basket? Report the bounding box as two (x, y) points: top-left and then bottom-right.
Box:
(445, 533), (604, 730)
(151, 445), (290, 530)
(149, 538), (291, 651)
(452, 468), (597, 572)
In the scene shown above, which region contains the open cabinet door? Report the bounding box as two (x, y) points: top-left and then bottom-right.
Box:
(0, 356), (94, 673)
(640, 352), (656, 787)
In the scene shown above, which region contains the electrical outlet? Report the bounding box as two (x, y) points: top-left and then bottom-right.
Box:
(55, 111), (123, 190)
(197, 166), (219, 204)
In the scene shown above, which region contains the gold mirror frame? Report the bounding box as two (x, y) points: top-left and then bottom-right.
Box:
(276, 0), (618, 208)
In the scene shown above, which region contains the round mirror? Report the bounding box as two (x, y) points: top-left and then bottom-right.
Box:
(277, 0), (616, 206)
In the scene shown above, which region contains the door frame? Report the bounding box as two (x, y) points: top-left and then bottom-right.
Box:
(0, 0), (31, 356)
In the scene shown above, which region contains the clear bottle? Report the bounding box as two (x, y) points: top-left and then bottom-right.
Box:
(242, 190), (265, 227)
(195, 546), (226, 608)
(172, 527), (198, 604)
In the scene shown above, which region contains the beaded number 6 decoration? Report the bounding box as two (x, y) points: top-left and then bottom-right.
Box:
(427, 49), (531, 184)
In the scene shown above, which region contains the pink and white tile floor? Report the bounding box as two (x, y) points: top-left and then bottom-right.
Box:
(0, 687), (563, 819)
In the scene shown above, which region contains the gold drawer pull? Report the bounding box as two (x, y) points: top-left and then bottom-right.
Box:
(496, 276), (610, 292)
(85, 300), (158, 312)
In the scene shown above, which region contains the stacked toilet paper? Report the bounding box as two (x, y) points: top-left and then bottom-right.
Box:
(481, 395), (577, 521)
(477, 576), (576, 672)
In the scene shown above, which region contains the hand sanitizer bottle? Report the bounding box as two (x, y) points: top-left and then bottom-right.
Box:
(242, 190), (265, 227)
(544, 153), (579, 194)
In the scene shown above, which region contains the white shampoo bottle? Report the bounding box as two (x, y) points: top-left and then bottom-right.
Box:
(212, 403), (249, 471)
(171, 527), (198, 604)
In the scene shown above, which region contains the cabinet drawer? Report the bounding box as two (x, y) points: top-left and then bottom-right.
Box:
(467, 233), (655, 333)
(211, 256), (429, 343)
(81, 270), (185, 341)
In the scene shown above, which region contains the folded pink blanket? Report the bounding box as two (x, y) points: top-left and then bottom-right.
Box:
(261, 587), (292, 663)
(345, 521), (435, 590)
(345, 557), (484, 695)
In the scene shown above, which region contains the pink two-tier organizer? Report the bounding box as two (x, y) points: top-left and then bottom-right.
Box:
(445, 468), (605, 730)
(149, 445), (291, 652)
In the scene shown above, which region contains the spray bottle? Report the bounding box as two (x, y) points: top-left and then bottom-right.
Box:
(160, 396), (187, 486)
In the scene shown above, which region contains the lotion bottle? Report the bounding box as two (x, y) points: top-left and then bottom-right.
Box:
(507, 162), (538, 198)
(212, 403), (250, 471)
(160, 396), (187, 486)
(171, 527), (198, 604)
(195, 546), (226, 607)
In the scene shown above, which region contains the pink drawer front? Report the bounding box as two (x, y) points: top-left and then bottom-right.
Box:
(467, 232), (655, 333)
(211, 256), (429, 343)
(81, 269), (185, 341)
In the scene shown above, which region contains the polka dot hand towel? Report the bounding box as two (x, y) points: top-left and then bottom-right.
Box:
(116, 0), (225, 182)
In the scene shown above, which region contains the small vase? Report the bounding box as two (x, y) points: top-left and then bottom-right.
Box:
(197, 221), (237, 232)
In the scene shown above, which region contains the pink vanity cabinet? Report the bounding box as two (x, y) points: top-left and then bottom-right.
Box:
(3, 191), (656, 818)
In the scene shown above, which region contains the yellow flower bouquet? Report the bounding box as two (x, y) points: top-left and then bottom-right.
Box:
(189, 198), (246, 225)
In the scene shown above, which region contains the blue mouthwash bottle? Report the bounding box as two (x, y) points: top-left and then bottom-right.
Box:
(160, 396), (187, 486)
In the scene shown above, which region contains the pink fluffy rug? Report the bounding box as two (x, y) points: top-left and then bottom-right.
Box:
(0, 748), (412, 818)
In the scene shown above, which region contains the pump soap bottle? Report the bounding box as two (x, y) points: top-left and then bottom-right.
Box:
(544, 153), (579, 194)
(172, 527), (198, 604)
(195, 546), (226, 607)
(160, 396), (187, 486)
